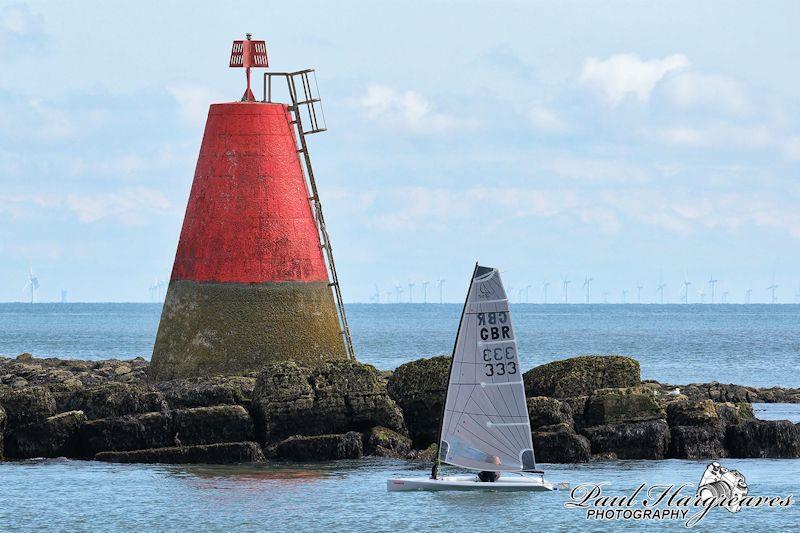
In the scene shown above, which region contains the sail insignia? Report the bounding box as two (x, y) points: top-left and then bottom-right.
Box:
(439, 265), (536, 472)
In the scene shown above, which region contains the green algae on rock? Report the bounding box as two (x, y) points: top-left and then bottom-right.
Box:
(523, 355), (641, 398)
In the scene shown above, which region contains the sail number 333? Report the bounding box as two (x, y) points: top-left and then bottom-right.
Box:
(483, 346), (517, 376)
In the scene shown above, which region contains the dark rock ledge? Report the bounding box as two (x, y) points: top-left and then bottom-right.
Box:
(1, 353), (798, 464)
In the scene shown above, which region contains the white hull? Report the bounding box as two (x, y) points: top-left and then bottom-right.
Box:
(387, 474), (560, 492)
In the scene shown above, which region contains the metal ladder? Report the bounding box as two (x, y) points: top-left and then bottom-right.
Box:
(263, 70), (355, 360)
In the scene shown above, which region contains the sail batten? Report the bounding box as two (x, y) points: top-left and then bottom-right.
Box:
(438, 265), (536, 472)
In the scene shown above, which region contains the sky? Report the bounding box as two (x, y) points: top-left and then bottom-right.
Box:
(1, 0), (799, 303)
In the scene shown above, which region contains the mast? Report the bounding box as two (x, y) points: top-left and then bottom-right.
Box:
(431, 262), (478, 479)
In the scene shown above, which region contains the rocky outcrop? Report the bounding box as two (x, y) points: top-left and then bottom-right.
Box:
(271, 432), (363, 460)
(173, 405), (253, 446)
(0, 404), (5, 459)
(527, 397), (573, 429)
(386, 356), (450, 448)
(155, 376), (256, 409)
(584, 387), (665, 426)
(251, 361), (405, 444)
(79, 412), (174, 457)
(532, 423), (591, 463)
(95, 442), (266, 464)
(648, 380), (800, 404)
(726, 420), (800, 458)
(0, 386), (56, 426)
(4, 411), (86, 459)
(63, 383), (167, 420)
(79, 405), (254, 456)
(364, 426), (413, 458)
(0, 353), (148, 390)
(669, 424), (727, 459)
(524, 356), (640, 398)
(581, 419), (670, 460)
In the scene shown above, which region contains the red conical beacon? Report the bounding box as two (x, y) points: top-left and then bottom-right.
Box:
(149, 34), (353, 381)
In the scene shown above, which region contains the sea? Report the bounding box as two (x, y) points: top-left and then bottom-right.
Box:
(1, 303), (799, 531)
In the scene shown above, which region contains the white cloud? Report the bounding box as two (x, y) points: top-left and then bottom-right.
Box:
(66, 188), (173, 226)
(329, 183), (800, 240)
(528, 105), (568, 133)
(579, 53), (689, 105)
(0, 3), (44, 41)
(356, 84), (476, 135)
(648, 123), (776, 151)
(167, 84), (224, 127)
(662, 72), (749, 115)
(783, 137), (800, 160)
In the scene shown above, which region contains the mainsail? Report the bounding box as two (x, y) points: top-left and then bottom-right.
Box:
(439, 265), (536, 472)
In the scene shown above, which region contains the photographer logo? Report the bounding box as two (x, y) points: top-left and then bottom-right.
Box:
(564, 462), (793, 528)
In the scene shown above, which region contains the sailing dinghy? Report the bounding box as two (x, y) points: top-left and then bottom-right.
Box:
(388, 264), (563, 492)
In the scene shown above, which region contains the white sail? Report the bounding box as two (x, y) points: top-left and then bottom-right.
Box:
(439, 265), (536, 472)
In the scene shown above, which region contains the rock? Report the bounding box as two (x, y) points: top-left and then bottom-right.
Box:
(532, 423), (591, 463)
(669, 423), (727, 459)
(666, 399), (718, 427)
(726, 420), (800, 458)
(4, 411), (86, 459)
(79, 412), (174, 457)
(64, 383), (167, 420)
(523, 355), (640, 398)
(563, 396), (589, 429)
(584, 387), (665, 426)
(385, 356), (450, 447)
(172, 405), (253, 446)
(252, 361), (405, 444)
(0, 386), (56, 426)
(155, 376), (256, 409)
(272, 432), (363, 461)
(94, 442), (266, 464)
(12, 379), (28, 388)
(0, 404), (5, 459)
(16, 353), (33, 361)
(581, 419), (670, 459)
(114, 365), (132, 376)
(408, 443), (438, 462)
(527, 397), (573, 430)
(365, 426), (412, 458)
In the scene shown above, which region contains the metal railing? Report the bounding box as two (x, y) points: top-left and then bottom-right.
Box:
(262, 70), (354, 360)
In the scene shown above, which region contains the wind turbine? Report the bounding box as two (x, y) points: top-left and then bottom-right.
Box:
(794, 287), (800, 304)
(60, 289), (67, 303)
(602, 291), (609, 304)
(562, 277), (571, 304)
(583, 275), (593, 304)
(636, 282), (643, 304)
(708, 275), (718, 304)
(421, 281), (430, 303)
(699, 290), (706, 304)
(436, 278), (445, 304)
(542, 282), (550, 304)
(517, 288), (525, 302)
(395, 284), (404, 303)
(408, 282), (415, 303)
(745, 288), (752, 304)
(525, 284), (532, 303)
(721, 291), (729, 304)
(621, 289), (628, 304)
(384, 290), (392, 303)
(682, 280), (691, 304)
(766, 282), (778, 304)
(657, 281), (667, 304)
(370, 285), (380, 303)
(24, 266), (40, 304)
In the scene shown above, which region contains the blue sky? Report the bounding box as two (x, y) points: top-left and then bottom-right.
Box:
(1, 0), (799, 303)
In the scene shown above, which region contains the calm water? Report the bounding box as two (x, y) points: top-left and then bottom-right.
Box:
(1, 458), (798, 531)
(1, 303), (798, 386)
(1, 303), (799, 530)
